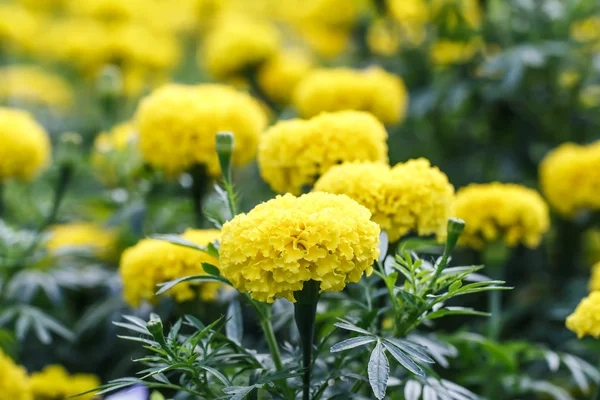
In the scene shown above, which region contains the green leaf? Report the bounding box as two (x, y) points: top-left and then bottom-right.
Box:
(334, 319), (371, 335)
(330, 336), (376, 353)
(448, 280), (462, 293)
(152, 234), (210, 253)
(425, 307), (490, 320)
(384, 338), (434, 364)
(207, 242), (220, 259)
(156, 274), (230, 296)
(368, 341), (389, 400)
(226, 298), (243, 345)
(223, 386), (255, 400)
(199, 365), (230, 386)
(202, 263), (221, 277)
(405, 380), (422, 400)
(382, 341), (425, 376)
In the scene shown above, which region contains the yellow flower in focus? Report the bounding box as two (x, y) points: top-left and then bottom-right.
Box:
(120, 229), (221, 307)
(539, 141), (600, 216)
(258, 111), (388, 194)
(452, 183), (550, 250)
(257, 49), (314, 104)
(219, 192), (380, 303)
(0, 350), (32, 400)
(201, 16), (280, 79)
(46, 223), (118, 259)
(30, 365), (100, 400)
(589, 262), (600, 292)
(430, 39), (481, 66)
(0, 108), (51, 182)
(314, 159), (454, 242)
(566, 292), (600, 338)
(0, 66), (73, 109)
(135, 84), (267, 176)
(0, 4), (40, 54)
(571, 16), (600, 43)
(92, 122), (140, 187)
(294, 67), (408, 125)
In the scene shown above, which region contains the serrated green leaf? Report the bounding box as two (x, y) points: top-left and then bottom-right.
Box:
(368, 341), (389, 400)
(382, 341), (425, 376)
(425, 307), (490, 320)
(330, 336), (376, 353)
(226, 299), (243, 345)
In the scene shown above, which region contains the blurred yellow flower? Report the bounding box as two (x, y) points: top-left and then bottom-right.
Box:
(135, 84), (267, 176)
(258, 111), (388, 194)
(0, 108), (51, 182)
(219, 192), (380, 303)
(120, 229), (221, 307)
(293, 67), (408, 125)
(46, 223), (118, 259)
(290, 0), (363, 27)
(452, 183), (550, 250)
(430, 39), (482, 66)
(367, 18), (402, 56)
(314, 159), (454, 242)
(257, 49), (314, 104)
(387, 0), (430, 26)
(201, 16), (280, 79)
(566, 292), (600, 338)
(294, 24), (351, 58)
(579, 85), (600, 108)
(558, 71), (581, 90)
(30, 365), (100, 400)
(92, 122), (140, 187)
(0, 350), (32, 400)
(431, 0), (482, 30)
(0, 66), (73, 109)
(539, 141), (600, 216)
(589, 262), (600, 292)
(570, 16), (600, 43)
(0, 4), (40, 54)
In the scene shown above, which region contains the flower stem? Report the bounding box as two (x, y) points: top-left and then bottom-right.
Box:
(483, 241), (510, 340)
(258, 308), (284, 372)
(189, 164), (208, 228)
(41, 165), (73, 229)
(294, 280), (320, 400)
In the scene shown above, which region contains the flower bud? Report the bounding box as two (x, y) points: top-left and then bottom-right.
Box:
(445, 218), (465, 252)
(216, 131), (235, 182)
(56, 131), (83, 169)
(146, 318), (164, 341)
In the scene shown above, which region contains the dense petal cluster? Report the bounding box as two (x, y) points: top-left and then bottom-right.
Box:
(257, 49), (314, 104)
(590, 261), (600, 292)
(0, 108), (51, 182)
(46, 222), (118, 259)
(314, 159), (454, 242)
(258, 111), (388, 194)
(120, 229), (221, 307)
(0, 350), (32, 400)
(201, 16), (280, 79)
(452, 183), (550, 250)
(136, 84), (267, 176)
(293, 67), (408, 125)
(29, 365), (100, 400)
(539, 141), (600, 216)
(0, 66), (74, 109)
(566, 292), (600, 338)
(92, 122), (141, 187)
(219, 192), (380, 303)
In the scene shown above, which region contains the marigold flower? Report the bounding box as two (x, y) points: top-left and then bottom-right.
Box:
(0, 350), (31, 400)
(295, 24), (351, 58)
(135, 84), (267, 176)
(258, 111), (388, 195)
(257, 49), (314, 104)
(539, 141), (600, 216)
(0, 4), (39, 54)
(430, 39), (482, 66)
(120, 229), (221, 307)
(29, 365), (100, 400)
(452, 183), (550, 250)
(219, 192), (380, 303)
(0, 66), (74, 109)
(566, 292), (600, 338)
(293, 67), (408, 125)
(0, 108), (51, 182)
(201, 16), (280, 79)
(46, 222), (118, 259)
(314, 159), (454, 242)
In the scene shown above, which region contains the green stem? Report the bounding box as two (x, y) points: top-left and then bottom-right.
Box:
(41, 165), (73, 230)
(483, 241), (509, 340)
(294, 280), (320, 400)
(258, 308), (284, 372)
(189, 165), (208, 228)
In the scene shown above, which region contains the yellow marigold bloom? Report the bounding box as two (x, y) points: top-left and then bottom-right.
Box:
(92, 122), (140, 187)
(289, 0), (363, 27)
(388, 0), (430, 26)
(258, 111), (388, 195)
(430, 39), (482, 66)
(46, 223), (118, 259)
(539, 141), (600, 216)
(29, 365), (100, 400)
(570, 16), (600, 43)
(257, 49), (314, 104)
(0, 350), (32, 400)
(294, 24), (351, 58)
(120, 229), (221, 307)
(589, 262), (600, 292)
(67, 0), (145, 23)
(201, 16), (280, 79)
(314, 159), (454, 242)
(0, 66), (73, 109)
(0, 4), (39, 54)
(219, 192), (380, 303)
(293, 67), (408, 125)
(136, 84), (266, 176)
(566, 292), (600, 338)
(0, 108), (51, 182)
(367, 18), (402, 56)
(452, 183), (550, 250)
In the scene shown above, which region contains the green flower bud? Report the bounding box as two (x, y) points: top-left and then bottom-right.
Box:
(146, 318), (164, 341)
(216, 131), (235, 183)
(445, 218), (465, 252)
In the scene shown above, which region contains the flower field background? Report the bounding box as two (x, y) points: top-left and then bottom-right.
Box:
(1, 0), (600, 399)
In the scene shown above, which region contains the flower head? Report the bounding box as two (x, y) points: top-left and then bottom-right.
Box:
(0, 66), (74, 109)
(314, 159), (454, 242)
(219, 192), (380, 303)
(539, 141), (600, 216)
(120, 229), (221, 307)
(29, 365), (100, 400)
(0, 350), (31, 400)
(92, 122), (141, 187)
(452, 183), (550, 250)
(566, 292), (600, 338)
(430, 39), (482, 66)
(293, 67), (408, 125)
(0, 108), (51, 182)
(46, 222), (118, 259)
(0, 4), (39, 54)
(258, 111), (388, 194)
(257, 49), (314, 104)
(135, 84), (267, 176)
